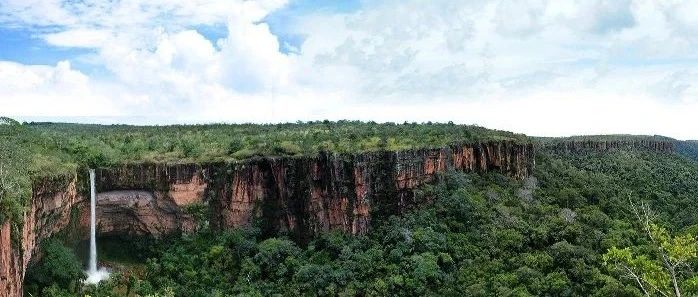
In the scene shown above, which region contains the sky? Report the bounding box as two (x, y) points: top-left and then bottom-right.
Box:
(0, 0), (697, 139)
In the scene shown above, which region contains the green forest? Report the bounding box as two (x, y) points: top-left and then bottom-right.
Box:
(3, 119), (698, 296)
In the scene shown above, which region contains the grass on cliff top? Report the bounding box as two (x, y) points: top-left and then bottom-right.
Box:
(24, 120), (528, 165)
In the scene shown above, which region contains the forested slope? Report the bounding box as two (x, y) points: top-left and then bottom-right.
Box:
(676, 140), (698, 161)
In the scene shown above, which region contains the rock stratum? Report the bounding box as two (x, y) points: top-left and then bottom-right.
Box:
(2, 141), (536, 296)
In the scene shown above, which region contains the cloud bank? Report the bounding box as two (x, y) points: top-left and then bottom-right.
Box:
(0, 0), (697, 139)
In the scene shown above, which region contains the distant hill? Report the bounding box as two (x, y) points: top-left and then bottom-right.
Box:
(676, 140), (698, 161)
(536, 135), (698, 162)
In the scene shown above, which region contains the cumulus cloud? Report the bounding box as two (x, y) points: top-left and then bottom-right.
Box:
(0, 0), (697, 139)
(0, 61), (120, 116)
(1, 0), (294, 115)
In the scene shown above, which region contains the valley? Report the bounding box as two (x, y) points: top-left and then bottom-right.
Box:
(1, 120), (698, 296)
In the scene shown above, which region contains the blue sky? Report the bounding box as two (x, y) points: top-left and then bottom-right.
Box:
(0, 27), (89, 64)
(0, 0), (697, 139)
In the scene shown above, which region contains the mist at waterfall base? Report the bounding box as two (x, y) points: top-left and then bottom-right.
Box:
(85, 169), (110, 284)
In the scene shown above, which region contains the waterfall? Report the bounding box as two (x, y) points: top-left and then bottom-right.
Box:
(85, 169), (109, 284)
(89, 169), (97, 273)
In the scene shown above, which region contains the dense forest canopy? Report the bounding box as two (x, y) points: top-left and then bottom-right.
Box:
(535, 135), (677, 148)
(536, 135), (673, 142)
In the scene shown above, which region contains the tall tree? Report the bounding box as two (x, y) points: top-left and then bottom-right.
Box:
(604, 197), (698, 297)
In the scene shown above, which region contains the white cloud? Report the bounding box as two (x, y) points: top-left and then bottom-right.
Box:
(217, 14), (291, 92)
(0, 61), (120, 116)
(0, 0), (286, 29)
(0, 0), (698, 139)
(44, 29), (112, 48)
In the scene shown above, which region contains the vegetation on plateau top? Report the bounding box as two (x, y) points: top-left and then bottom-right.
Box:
(0, 118), (523, 225)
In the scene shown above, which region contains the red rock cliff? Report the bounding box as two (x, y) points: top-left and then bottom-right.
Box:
(93, 163), (208, 237)
(0, 141), (534, 296)
(210, 141), (534, 241)
(89, 141), (534, 241)
(1, 175), (83, 297)
(1, 164), (211, 297)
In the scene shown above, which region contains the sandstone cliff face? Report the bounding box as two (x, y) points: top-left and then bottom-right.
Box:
(546, 139), (674, 153)
(0, 221), (21, 297)
(1, 175), (84, 297)
(1, 165), (210, 297)
(92, 163), (208, 237)
(210, 141), (534, 241)
(88, 141), (534, 241)
(94, 190), (197, 236)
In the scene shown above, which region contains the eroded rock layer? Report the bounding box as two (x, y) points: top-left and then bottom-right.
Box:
(93, 163), (208, 237)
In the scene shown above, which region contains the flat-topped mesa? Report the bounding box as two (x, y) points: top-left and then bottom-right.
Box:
(0, 141), (534, 297)
(545, 139), (674, 154)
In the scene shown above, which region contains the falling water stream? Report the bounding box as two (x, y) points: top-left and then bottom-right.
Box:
(85, 169), (109, 284)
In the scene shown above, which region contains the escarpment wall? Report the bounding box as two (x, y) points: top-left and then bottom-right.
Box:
(1, 175), (84, 297)
(546, 139), (674, 153)
(87, 141), (534, 241)
(0, 222), (20, 297)
(210, 141), (534, 241)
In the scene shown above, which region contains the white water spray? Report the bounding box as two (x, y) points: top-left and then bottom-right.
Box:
(85, 169), (109, 284)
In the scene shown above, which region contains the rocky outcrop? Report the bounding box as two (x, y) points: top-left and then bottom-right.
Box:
(0, 141), (534, 296)
(92, 164), (208, 237)
(0, 222), (21, 297)
(95, 190), (197, 237)
(546, 139), (674, 153)
(1, 175), (84, 297)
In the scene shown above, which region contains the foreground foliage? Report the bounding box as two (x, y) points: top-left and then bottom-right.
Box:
(25, 239), (85, 296)
(604, 200), (698, 296)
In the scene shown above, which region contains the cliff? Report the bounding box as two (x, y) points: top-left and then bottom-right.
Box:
(1, 175), (83, 297)
(211, 141), (534, 241)
(87, 141), (533, 241)
(0, 141), (534, 297)
(544, 139), (674, 154)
